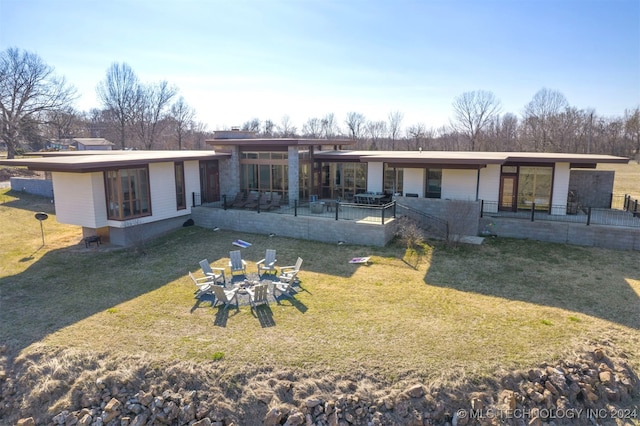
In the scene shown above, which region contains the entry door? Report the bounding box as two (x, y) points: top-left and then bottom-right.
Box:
(499, 175), (517, 211)
(199, 161), (220, 203)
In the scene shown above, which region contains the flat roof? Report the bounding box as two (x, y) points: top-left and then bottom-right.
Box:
(0, 150), (230, 173)
(206, 137), (355, 148)
(315, 150), (629, 168)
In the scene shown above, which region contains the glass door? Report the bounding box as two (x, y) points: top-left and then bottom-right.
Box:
(499, 175), (517, 211)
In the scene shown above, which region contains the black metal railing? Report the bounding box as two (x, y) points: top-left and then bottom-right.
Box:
(395, 203), (449, 239)
(480, 199), (640, 228)
(193, 193), (396, 225)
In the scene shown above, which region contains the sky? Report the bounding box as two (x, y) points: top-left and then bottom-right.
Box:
(1, 0), (639, 133)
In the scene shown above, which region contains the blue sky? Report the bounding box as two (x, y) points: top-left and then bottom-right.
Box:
(1, 0), (638, 132)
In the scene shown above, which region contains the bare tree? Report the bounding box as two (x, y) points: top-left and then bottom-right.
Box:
(170, 96), (194, 150)
(0, 48), (77, 158)
(321, 113), (339, 138)
(241, 118), (261, 132)
(302, 117), (323, 138)
(278, 115), (297, 137)
(345, 111), (366, 140)
(131, 80), (178, 150)
(523, 88), (569, 151)
(388, 110), (404, 150)
(262, 119), (276, 137)
(96, 63), (139, 150)
(43, 106), (84, 140)
(366, 120), (387, 150)
(451, 90), (501, 151)
(624, 107), (640, 158)
(406, 123), (427, 150)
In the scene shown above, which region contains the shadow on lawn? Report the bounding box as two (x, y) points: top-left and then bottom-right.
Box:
(424, 238), (640, 330)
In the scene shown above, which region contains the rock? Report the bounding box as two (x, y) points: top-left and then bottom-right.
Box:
(192, 419), (212, 426)
(594, 347), (605, 360)
(284, 411), (305, 426)
(407, 384), (424, 398)
(77, 414), (92, 426)
(264, 407), (283, 426)
(16, 418), (36, 426)
(306, 398), (323, 408)
(104, 397), (122, 412)
(599, 370), (612, 384)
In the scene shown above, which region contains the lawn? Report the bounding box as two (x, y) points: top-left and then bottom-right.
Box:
(1, 182), (640, 424)
(2, 187), (639, 382)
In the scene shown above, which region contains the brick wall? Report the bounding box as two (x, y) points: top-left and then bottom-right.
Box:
(191, 207), (397, 247)
(480, 217), (640, 250)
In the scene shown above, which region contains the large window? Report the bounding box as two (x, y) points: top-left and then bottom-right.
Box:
(517, 166), (552, 210)
(105, 167), (151, 220)
(384, 165), (403, 195)
(425, 169), (442, 198)
(175, 162), (186, 210)
(240, 151), (289, 200)
(320, 162), (367, 201)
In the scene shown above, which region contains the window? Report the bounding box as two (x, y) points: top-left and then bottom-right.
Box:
(517, 166), (552, 209)
(384, 165), (403, 195)
(425, 169), (442, 198)
(105, 167), (151, 220)
(175, 162), (186, 210)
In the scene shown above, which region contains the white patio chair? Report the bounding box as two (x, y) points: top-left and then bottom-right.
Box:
(246, 283), (270, 308)
(229, 250), (247, 276)
(256, 249), (277, 276)
(188, 271), (214, 298)
(199, 259), (226, 285)
(279, 257), (303, 284)
(212, 285), (239, 310)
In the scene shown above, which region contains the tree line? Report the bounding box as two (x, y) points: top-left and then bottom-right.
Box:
(1, 47), (638, 159)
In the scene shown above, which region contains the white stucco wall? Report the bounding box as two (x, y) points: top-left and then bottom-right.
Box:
(53, 172), (106, 228)
(551, 162), (570, 214)
(52, 160), (201, 230)
(441, 169), (478, 200)
(367, 162), (384, 193)
(478, 164), (500, 203)
(403, 168), (424, 196)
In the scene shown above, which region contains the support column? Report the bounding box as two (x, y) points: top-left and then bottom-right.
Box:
(288, 146), (299, 207)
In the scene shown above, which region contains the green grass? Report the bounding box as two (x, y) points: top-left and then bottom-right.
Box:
(1, 187), (640, 385)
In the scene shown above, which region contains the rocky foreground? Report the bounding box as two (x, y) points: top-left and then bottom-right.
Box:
(2, 345), (639, 426)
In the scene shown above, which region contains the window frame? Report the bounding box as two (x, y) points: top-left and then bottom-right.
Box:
(104, 166), (152, 221)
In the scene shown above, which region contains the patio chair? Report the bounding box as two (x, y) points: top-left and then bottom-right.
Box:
(229, 192), (246, 208)
(188, 271), (214, 298)
(279, 257), (303, 284)
(246, 283), (270, 308)
(262, 193), (281, 210)
(243, 193), (260, 209)
(229, 250), (247, 276)
(199, 259), (226, 285)
(256, 249), (277, 276)
(272, 281), (293, 298)
(212, 285), (239, 310)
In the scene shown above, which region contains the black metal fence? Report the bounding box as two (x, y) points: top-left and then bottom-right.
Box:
(193, 193), (396, 225)
(481, 198), (640, 228)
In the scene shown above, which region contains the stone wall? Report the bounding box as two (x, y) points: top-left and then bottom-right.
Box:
(191, 207), (397, 247)
(395, 197), (481, 237)
(10, 177), (54, 199)
(12, 346), (639, 426)
(569, 170), (615, 208)
(480, 217), (640, 250)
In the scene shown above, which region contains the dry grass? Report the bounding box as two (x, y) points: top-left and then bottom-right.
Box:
(599, 160), (640, 198)
(2, 187), (640, 388)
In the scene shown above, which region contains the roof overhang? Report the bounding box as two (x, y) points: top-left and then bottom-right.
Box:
(314, 150), (629, 169)
(0, 150), (231, 173)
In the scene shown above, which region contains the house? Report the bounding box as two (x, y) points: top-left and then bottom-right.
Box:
(0, 150), (230, 246)
(72, 138), (115, 151)
(207, 132), (628, 214)
(0, 133), (631, 247)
